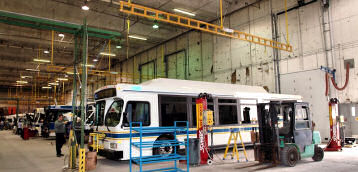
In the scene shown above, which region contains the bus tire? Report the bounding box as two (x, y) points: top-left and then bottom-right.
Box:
(281, 145), (299, 167)
(153, 136), (176, 155)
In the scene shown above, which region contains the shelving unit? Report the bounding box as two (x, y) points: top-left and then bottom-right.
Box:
(129, 121), (190, 172)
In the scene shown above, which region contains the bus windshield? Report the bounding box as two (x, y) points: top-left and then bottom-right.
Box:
(105, 99), (124, 127)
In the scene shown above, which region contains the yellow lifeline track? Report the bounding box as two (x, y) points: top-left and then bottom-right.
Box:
(119, 1), (292, 52)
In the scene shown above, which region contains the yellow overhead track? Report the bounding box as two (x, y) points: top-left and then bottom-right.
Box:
(119, 1), (292, 52)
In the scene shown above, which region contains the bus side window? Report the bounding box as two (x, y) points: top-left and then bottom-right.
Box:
(126, 101), (150, 126)
(218, 99), (238, 125)
(241, 105), (257, 124)
(242, 107), (251, 124)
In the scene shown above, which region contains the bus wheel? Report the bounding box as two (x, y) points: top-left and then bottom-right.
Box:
(281, 145), (299, 167)
(153, 137), (174, 155)
(312, 146), (324, 161)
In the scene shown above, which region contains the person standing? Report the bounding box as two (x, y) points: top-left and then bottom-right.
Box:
(55, 114), (67, 157)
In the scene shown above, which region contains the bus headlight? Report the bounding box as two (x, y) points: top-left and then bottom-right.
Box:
(110, 143), (117, 149)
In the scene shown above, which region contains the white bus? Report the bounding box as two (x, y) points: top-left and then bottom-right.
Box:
(89, 78), (302, 160)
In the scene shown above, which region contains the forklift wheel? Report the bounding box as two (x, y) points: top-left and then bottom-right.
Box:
(281, 146), (299, 167)
(312, 146), (324, 161)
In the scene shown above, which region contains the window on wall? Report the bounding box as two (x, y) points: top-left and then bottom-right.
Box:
(218, 99), (238, 125)
(160, 96), (188, 126)
(240, 105), (258, 124)
(126, 101), (150, 126)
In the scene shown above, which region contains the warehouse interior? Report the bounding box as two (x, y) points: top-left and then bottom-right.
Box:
(0, 0), (357, 172)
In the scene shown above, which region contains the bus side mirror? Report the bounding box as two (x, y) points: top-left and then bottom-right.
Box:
(122, 112), (129, 128)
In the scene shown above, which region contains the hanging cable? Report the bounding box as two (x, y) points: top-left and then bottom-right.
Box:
(51, 30), (54, 65)
(331, 63), (349, 91)
(325, 63), (349, 96)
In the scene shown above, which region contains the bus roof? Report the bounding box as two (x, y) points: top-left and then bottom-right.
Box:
(95, 78), (301, 101)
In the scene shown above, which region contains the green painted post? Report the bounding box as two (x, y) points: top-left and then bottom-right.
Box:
(80, 19), (88, 149)
(70, 35), (78, 169)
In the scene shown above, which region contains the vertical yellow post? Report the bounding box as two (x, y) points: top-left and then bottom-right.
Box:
(51, 30), (54, 65)
(54, 85), (56, 102)
(79, 148), (86, 172)
(63, 81), (65, 103)
(220, 0), (223, 28)
(108, 40), (111, 72)
(284, 0), (289, 45)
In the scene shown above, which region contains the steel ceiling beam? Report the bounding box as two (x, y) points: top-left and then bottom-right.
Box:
(0, 10), (121, 40)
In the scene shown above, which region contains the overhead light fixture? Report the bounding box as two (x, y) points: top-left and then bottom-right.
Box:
(44, 50), (50, 54)
(56, 80), (59, 83)
(14, 84), (24, 87)
(93, 59), (98, 62)
(173, 9), (196, 16)
(57, 78), (68, 81)
(33, 58), (50, 63)
(82, 0), (90, 11)
(42, 86), (52, 89)
(99, 52), (116, 56)
(66, 72), (79, 75)
(58, 33), (65, 37)
(116, 45), (122, 49)
(21, 76), (32, 79)
(26, 69), (40, 72)
(110, 71), (118, 74)
(153, 20), (159, 29)
(16, 81), (28, 84)
(49, 82), (59, 86)
(128, 35), (147, 40)
(85, 64), (95, 68)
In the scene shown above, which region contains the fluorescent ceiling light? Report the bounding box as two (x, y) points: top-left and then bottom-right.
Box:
(33, 58), (50, 63)
(44, 50), (50, 54)
(16, 81), (28, 84)
(82, 5), (89, 11)
(173, 9), (195, 16)
(66, 72), (79, 75)
(93, 59), (98, 62)
(56, 80), (59, 83)
(49, 82), (59, 86)
(42, 86), (52, 89)
(14, 84), (24, 87)
(128, 35), (147, 40)
(153, 23), (159, 29)
(21, 76), (32, 79)
(110, 71), (118, 74)
(116, 45), (122, 49)
(58, 33), (65, 37)
(99, 52), (116, 56)
(57, 78), (68, 81)
(26, 69), (40, 72)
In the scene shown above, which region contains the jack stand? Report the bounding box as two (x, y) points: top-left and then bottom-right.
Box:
(196, 93), (213, 165)
(325, 98), (342, 151)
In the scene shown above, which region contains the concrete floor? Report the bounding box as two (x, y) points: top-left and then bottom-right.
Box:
(1, 130), (357, 172)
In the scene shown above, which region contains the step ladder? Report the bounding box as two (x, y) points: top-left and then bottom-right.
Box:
(223, 128), (248, 162)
